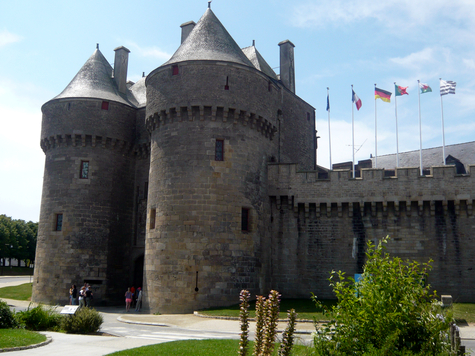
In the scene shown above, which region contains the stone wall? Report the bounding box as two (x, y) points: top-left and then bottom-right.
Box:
(268, 163), (475, 302)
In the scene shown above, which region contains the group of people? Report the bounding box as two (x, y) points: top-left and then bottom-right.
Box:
(69, 283), (93, 308)
(125, 286), (143, 312)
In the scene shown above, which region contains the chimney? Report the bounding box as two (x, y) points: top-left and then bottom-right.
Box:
(180, 21), (196, 44)
(113, 46), (130, 94)
(278, 40), (295, 93)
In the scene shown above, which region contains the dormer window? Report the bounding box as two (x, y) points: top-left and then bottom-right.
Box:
(172, 65), (179, 75)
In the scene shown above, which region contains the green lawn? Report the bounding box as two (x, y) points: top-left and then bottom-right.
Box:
(0, 329), (46, 349)
(199, 298), (475, 324)
(0, 282), (32, 301)
(106, 339), (313, 356)
(198, 298), (336, 320)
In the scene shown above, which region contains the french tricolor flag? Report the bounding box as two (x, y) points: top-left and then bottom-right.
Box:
(352, 90), (362, 111)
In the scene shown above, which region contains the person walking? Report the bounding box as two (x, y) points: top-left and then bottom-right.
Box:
(78, 286), (86, 308)
(135, 287), (143, 312)
(71, 285), (78, 305)
(125, 287), (133, 312)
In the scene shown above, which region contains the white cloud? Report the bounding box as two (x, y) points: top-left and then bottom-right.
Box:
(291, 0), (475, 33)
(0, 30), (22, 48)
(124, 41), (172, 61)
(389, 48), (436, 69)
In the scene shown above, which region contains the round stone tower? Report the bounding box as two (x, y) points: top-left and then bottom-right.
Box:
(143, 8), (280, 313)
(33, 47), (138, 305)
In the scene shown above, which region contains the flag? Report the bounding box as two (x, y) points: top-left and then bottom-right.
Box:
(352, 90), (362, 110)
(326, 93), (330, 111)
(440, 80), (456, 96)
(375, 87), (392, 102)
(395, 85), (408, 96)
(419, 82), (432, 94)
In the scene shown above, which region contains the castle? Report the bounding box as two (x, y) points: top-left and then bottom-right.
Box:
(33, 7), (475, 313)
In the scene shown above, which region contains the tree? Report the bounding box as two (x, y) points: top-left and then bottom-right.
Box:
(0, 215), (38, 266)
(314, 236), (453, 356)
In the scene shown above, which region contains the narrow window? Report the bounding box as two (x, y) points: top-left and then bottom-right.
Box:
(55, 214), (63, 231)
(172, 65), (179, 75)
(307, 112), (310, 121)
(149, 208), (156, 230)
(241, 208), (250, 232)
(68, 102), (72, 110)
(101, 101), (109, 110)
(224, 76), (229, 90)
(144, 182), (149, 199)
(80, 161), (89, 179)
(268, 81), (272, 92)
(215, 139), (224, 161)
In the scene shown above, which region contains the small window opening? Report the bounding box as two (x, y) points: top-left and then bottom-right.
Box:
(101, 101), (109, 110)
(68, 102), (72, 110)
(80, 161), (89, 179)
(307, 112), (310, 121)
(224, 76), (229, 90)
(268, 81), (272, 92)
(241, 208), (250, 232)
(215, 139), (224, 161)
(149, 208), (156, 229)
(55, 214), (63, 231)
(172, 65), (179, 75)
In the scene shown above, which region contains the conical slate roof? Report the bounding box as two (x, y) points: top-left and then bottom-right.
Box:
(128, 76), (147, 108)
(242, 45), (277, 79)
(162, 8), (254, 67)
(51, 48), (133, 107)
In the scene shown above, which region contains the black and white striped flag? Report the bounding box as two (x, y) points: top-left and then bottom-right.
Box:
(440, 80), (456, 96)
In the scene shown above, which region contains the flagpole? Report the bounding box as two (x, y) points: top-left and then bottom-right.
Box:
(439, 78), (446, 165)
(327, 87), (332, 170)
(394, 82), (399, 168)
(374, 83), (377, 168)
(417, 80), (423, 176)
(351, 85), (355, 178)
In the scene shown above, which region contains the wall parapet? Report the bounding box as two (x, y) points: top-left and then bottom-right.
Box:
(40, 133), (149, 158)
(145, 105), (277, 140)
(268, 163), (475, 216)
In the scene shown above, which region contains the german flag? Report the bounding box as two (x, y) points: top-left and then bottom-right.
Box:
(375, 87), (392, 102)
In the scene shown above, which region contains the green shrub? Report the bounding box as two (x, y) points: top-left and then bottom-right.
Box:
(313, 236), (453, 356)
(15, 304), (63, 331)
(0, 299), (18, 329)
(60, 307), (103, 334)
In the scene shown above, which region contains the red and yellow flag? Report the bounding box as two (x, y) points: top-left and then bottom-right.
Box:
(375, 87), (392, 102)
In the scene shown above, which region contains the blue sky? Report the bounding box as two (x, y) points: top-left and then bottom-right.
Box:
(1, 0), (474, 222)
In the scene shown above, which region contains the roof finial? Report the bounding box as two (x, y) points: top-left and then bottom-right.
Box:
(252, 40), (255, 47)
(142, 72), (145, 77)
(208, 0), (211, 8)
(96, 43), (99, 49)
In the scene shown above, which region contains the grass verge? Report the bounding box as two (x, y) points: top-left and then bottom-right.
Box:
(106, 339), (313, 356)
(198, 298), (336, 320)
(199, 298), (475, 323)
(0, 267), (34, 276)
(0, 283), (32, 301)
(0, 329), (46, 349)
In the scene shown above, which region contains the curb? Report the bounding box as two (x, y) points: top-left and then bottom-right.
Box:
(193, 311), (320, 323)
(0, 336), (52, 353)
(116, 315), (169, 327)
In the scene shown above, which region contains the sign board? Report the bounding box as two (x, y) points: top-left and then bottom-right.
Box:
(60, 305), (80, 314)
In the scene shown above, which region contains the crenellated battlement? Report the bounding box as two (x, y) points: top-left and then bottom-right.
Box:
(145, 105), (277, 139)
(40, 133), (150, 158)
(268, 163), (475, 217)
